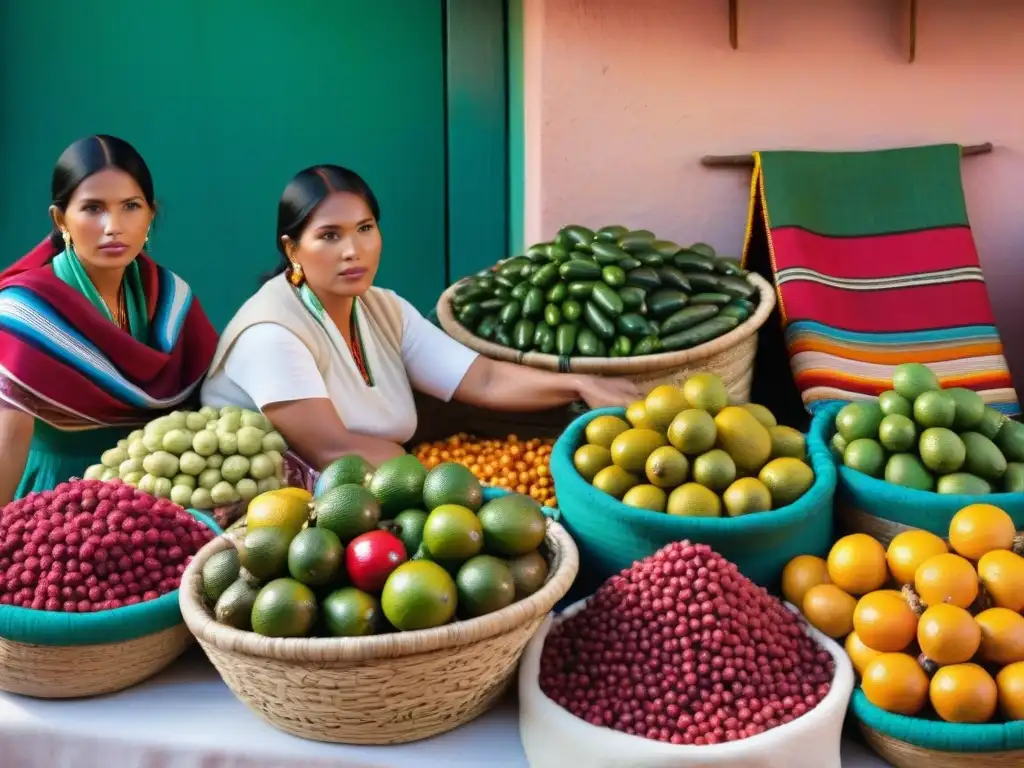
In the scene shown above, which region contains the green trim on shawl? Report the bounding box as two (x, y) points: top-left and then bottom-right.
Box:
(51, 248), (149, 341)
(297, 283), (375, 386)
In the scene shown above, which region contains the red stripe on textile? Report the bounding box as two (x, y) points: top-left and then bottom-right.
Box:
(770, 226), (981, 278)
(780, 280), (997, 332)
(795, 369), (1015, 395)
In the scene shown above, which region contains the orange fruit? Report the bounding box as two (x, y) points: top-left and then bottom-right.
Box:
(782, 555), (830, 608)
(948, 503), (1016, 560)
(995, 661), (1024, 720)
(975, 607), (1024, 665)
(845, 630), (884, 676)
(916, 604), (981, 665)
(929, 663), (997, 723)
(861, 653), (929, 716)
(801, 583), (856, 638)
(853, 590), (918, 652)
(914, 553), (979, 609)
(886, 530), (948, 585)
(827, 534), (888, 596)
(977, 549), (1024, 613)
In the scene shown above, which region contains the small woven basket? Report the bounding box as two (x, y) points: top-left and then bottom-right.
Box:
(852, 690), (1024, 767)
(180, 520), (579, 745)
(0, 509), (221, 698)
(436, 272), (776, 399)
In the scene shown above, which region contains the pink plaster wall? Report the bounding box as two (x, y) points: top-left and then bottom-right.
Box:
(522, 0), (1024, 381)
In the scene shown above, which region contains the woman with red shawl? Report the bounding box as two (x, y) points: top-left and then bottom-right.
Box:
(0, 135), (219, 503)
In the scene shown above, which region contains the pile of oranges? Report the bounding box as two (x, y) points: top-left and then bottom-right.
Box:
(411, 433), (557, 508)
(783, 503), (1024, 724)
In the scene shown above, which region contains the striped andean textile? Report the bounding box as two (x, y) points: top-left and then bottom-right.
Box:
(742, 144), (1019, 416)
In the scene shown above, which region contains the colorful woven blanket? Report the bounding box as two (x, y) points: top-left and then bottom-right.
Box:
(743, 144), (1019, 416)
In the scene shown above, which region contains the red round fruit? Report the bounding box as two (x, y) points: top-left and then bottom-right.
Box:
(345, 530), (407, 593)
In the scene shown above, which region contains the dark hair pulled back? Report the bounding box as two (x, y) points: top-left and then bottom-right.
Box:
(49, 135), (156, 249)
(267, 165), (381, 281)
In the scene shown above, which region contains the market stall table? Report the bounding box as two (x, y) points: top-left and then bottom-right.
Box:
(0, 648), (893, 767)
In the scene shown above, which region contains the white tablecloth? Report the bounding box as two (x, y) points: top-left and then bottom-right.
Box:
(0, 647), (892, 768)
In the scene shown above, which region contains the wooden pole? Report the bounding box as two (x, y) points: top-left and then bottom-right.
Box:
(908, 0), (919, 63)
(728, 0), (738, 50)
(700, 143), (994, 169)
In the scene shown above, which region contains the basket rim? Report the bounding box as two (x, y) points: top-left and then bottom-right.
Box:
(435, 271), (776, 374)
(549, 405), (838, 533)
(179, 520), (579, 662)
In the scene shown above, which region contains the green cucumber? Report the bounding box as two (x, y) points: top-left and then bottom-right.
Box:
(632, 336), (662, 356)
(476, 314), (499, 340)
(533, 321), (556, 354)
(650, 240), (681, 257)
(617, 230), (656, 253)
(559, 259), (602, 281)
(647, 320), (660, 336)
(718, 303), (750, 322)
(454, 283), (487, 303)
(494, 325), (514, 347)
(714, 257), (745, 276)
(660, 316), (740, 351)
(567, 281), (594, 299)
(717, 275), (757, 299)
(493, 274), (517, 290)
(511, 282), (532, 301)
(520, 263), (537, 279)
(457, 303), (482, 326)
(617, 286), (646, 311)
(636, 251), (665, 267)
(546, 282), (568, 303)
(544, 303), (562, 327)
(730, 297), (755, 313)
(497, 257), (531, 279)
(529, 263), (560, 288)
(616, 256), (642, 271)
(492, 287), (511, 301)
(544, 244), (570, 263)
(583, 302), (616, 340)
(656, 266), (692, 293)
(559, 225), (595, 249)
(525, 243), (552, 262)
(688, 242), (716, 258)
(616, 313), (650, 338)
(590, 282), (625, 316)
(479, 297), (506, 312)
(590, 241), (630, 265)
(576, 327), (601, 356)
(602, 265), (627, 287)
(522, 287), (545, 317)
(647, 289), (690, 319)
(595, 225), (629, 242)
(625, 267), (662, 291)
(659, 305), (719, 336)
(561, 299), (582, 321)
(682, 272), (723, 292)
(499, 300), (521, 324)
(513, 319), (535, 351)
(673, 251), (716, 272)
(556, 323), (578, 355)
(610, 335), (633, 357)
(689, 292), (732, 306)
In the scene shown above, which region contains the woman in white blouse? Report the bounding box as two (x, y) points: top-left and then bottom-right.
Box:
(201, 165), (640, 470)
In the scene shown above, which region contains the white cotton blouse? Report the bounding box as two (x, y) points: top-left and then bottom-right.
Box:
(201, 286), (478, 445)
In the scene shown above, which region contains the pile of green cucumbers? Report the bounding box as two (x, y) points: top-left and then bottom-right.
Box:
(449, 225), (759, 358)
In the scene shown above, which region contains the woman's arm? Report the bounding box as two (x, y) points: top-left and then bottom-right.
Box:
(0, 406), (34, 506)
(453, 357), (640, 411)
(262, 399), (405, 471)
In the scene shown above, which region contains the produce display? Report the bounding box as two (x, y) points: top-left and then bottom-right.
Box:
(202, 454), (551, 638)
(412, 433), (557, 508)
(572, 372), (814, 516)
(0, 479), (215, 612)
(84, 406), (290, 510)
(833, 362), (1023, 494)
(450, 226), (759, 357)
(785, 503), (1024, 724)
(539, 540), (835, 745)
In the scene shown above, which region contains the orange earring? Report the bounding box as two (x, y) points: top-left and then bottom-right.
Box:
(289, 262), (305, 286)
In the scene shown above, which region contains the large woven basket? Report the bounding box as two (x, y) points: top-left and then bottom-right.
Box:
(851, 690), (1024, 767)
(436, 272), (776, 399)
(180, 521), (579, 745)
(0, 509), (221, 698)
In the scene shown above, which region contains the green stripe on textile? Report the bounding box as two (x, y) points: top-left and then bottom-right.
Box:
(759, 144), (970, 237)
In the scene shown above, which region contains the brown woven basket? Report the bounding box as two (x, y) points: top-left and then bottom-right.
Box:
(837, 500), (1024, 550)
(180, 522), (579, 744)
(0, 623), (192, 698)
(436, 272), (776, 400)
(858, 722), (1024, 768)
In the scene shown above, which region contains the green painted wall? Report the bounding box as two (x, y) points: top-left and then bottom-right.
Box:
(506, 0), (526, 256)
(0, 0), (508, 328)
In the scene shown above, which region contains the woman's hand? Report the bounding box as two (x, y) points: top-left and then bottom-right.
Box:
(574, 375), (643, 409)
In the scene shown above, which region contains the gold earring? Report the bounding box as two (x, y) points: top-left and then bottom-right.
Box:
(289, 262), (305, 286)
(61, 230), (72, 252)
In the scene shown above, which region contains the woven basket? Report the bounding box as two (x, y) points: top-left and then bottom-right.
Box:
(0, 509), (221, 698)
(852, 690), (1024, 767)
(436, 272), (776, 399)
(180, 520), (579, 745)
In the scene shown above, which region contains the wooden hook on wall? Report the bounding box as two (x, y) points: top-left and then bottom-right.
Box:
(729, 0), (738, 50)
(908, 0), (918, 62)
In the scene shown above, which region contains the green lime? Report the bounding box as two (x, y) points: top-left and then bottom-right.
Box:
(314, 455), (375, 497)
(843, 438), (886, 478)
(422, 504), (483, 560)
(321, 587), (381, 637)
(621, 484), (668, 512)
(691, 449), (737, 493)
(477, 494), (547, 557)
(455, 555), (516, 618)
(239, 527), (294, 581)
(202, 548), (240, 604)
(835, 402), (883, 442)
(947, 387), (986, 431)
(250, 578), (318, 638)
(506, 550), (549, 599)
(312, 484), (381, 543)
(913, 390), (956, 429)
(573, 444), (612, 482)
(884, 454), (934, 491)
(422, 462), (484, 512)
(393, 509), (429, 554)
(287, 527), (343, 586)
(878, 414), (916, 452)
(918, 428), (966, 474)
(892, 363), (940, 400)
(878, 390), (912, 418)
(381, 560), (457, 631)
(369, 455), (428, 515)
